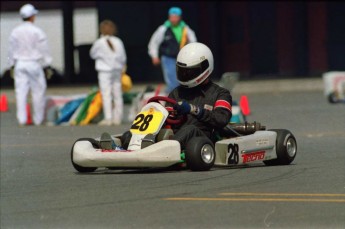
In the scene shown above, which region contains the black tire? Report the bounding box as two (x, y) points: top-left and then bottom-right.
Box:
(263, 129), (297, 166)
(71, 138), (99, 173)
(327, 92), (337, 104)
(185, 137), (215, 171)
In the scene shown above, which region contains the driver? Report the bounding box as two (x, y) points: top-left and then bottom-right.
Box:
(99, 42), (232, 151)
(166, 42), (232, 149)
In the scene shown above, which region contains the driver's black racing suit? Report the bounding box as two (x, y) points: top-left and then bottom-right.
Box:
(167, 80), (232, 150)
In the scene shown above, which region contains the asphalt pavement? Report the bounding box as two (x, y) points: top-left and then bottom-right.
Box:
(1, 77), (345, 229)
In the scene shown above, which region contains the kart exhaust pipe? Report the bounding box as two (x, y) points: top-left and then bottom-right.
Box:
(229, 121), (266, 135)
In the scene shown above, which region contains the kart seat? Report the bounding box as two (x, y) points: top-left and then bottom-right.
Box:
(156, 128), (174, 142)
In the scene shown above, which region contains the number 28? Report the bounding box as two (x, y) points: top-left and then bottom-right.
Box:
(131, 114), (153, 131)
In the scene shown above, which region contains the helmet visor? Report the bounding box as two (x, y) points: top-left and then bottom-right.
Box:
(176, 59), (209, 83)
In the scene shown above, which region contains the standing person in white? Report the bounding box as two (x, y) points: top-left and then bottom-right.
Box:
(90, 20), (127, 126)
(8, 4), (52, 126)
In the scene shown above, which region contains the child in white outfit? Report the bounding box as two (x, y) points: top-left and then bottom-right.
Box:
(90, 20), (127, 125)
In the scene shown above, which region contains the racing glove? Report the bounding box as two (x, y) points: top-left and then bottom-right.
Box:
(173, 101), (204, 119)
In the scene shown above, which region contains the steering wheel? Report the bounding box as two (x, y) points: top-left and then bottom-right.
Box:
(147, 96), (187, 125)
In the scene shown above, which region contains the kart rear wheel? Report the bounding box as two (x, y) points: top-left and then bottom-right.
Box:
(264, 129), (297, 166)
(185, 137), (215, 171)
(71, 138), (99, 173)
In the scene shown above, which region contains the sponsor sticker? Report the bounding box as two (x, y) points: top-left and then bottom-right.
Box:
(256, 139), (269, 146)
(242, 151), (265, 163)
(99, 149), (132, 153)
(204, 104), (213, 111)
(196, 70), (209, 83)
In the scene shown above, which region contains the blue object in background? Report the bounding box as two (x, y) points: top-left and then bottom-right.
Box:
(229, 100), (246, 123)
(55, 98), (85, 125)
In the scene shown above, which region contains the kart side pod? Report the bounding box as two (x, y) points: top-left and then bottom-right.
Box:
(215, 131), (277, 166)
(215, 129), (297, 166)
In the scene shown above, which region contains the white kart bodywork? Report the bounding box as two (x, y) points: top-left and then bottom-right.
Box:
(73, 139), (181, 168)
(127, 102), (169, 151)
(72, 101), (182, 168)
(215, 131), (277, 166)
(323, 71), (345, 101)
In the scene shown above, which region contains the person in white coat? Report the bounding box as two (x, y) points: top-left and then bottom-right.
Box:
(90, 20), (127, 126)
(8, 3), (52, 126)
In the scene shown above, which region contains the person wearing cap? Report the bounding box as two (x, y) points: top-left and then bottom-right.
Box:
(8, 3), (52, 126)
(148, 6), (197, 94)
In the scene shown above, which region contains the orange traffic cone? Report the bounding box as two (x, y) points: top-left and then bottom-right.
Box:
(0, 94), (9, 112)
(26, 104), (33, 125)
(240, 95), (250, 116)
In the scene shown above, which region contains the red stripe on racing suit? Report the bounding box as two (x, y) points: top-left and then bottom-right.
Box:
(214, 100), (232, 112)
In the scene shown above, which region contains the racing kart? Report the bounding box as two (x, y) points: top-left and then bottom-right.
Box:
(71, 96), (297, 172)
(322, 71), (345, 104)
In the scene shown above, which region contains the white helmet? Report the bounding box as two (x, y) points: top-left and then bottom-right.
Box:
(176, 42), (214, 88)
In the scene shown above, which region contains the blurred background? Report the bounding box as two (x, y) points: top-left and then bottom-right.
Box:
(1, 1), (345, 87)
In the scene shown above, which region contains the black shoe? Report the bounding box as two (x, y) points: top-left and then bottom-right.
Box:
(100, 132), (113, 150)
(141, 134), (156, 149)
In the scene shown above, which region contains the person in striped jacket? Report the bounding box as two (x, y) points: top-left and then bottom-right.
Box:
(148, 7), (197, 94)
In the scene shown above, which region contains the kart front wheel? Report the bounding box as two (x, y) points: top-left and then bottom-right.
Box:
(264, 129), (297, 166)
(185, 137), (215, 171)
(327, 92), (337, 104)
(71, 138), (99, 173)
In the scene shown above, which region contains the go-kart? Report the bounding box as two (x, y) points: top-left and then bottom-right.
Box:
(71, 96), (297, 172)
(323, 71), (345, 104)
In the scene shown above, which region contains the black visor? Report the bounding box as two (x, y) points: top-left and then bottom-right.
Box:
(176, 59), (209, 82)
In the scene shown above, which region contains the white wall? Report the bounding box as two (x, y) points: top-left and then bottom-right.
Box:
(73, 8), (99, 74)
(73, 8), (98, 46)
(0, 8), (98, 76)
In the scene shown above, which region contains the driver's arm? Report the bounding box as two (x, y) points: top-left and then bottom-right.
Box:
(198, 89), (232, 129)
(167, 88), (232, 129)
